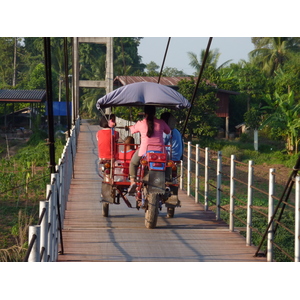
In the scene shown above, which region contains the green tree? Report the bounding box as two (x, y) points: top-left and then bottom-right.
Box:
(27, 63), (46, 89)
(188, 48), (232, 76)
(244, 107), (262, 151)
(113, 37), (145, 75)
(250, 37), (300, 76)
(272, 52), (300, 96)
(177, 78), (220, 139)
(235, 61), (268, 109)
(0, 38), (16, 88)
(260, 91), (300, 153)
(162, 67), (186, 77)
(145, 61), (160, 74)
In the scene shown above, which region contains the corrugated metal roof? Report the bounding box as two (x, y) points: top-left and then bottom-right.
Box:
(0, 89), (46, 102)
(114, 76), (195, 86)
(114, 76), (219, 89)
(114, 76), (239, 96)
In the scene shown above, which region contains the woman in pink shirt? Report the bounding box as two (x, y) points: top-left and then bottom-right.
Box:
(126, 105), (170, 194)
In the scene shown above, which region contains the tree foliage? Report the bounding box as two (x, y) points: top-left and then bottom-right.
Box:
(177, 78), (220, 139)
(260, 91), (300, 153)
(2, 36), (300, 155)
(250, 37), (300, 76)
(188, 48), (232, 76)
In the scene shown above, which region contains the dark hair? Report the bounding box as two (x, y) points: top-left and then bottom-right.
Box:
(144, 106), (156, 137)
(99, 116), (109, 128)
(109, 114), (116, 122)
(124, 136), (135, 150)
(160, 112), (171, 124)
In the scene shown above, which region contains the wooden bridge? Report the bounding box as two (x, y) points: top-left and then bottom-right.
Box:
(57, 120), (266, 262)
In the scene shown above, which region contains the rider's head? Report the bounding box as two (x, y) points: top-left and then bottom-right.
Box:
(144, 105), (156, 116)
(124, 136), (135, 150)
(99, 116), (109, 128)
(161, 112), (176, 130)
(144, 106), (156, 138)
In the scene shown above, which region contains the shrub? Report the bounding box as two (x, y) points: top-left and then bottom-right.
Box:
(221, 145), (243, 160)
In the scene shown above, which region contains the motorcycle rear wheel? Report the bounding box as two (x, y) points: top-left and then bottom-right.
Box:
(145, 193), (159, 229)
(102, 202), (109, 217)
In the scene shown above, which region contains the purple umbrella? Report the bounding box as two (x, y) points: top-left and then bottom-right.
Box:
(96, 82), (191, 110)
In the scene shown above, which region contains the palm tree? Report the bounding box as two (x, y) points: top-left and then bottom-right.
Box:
(250, 37), (300, 76)
(188, 48), (232, 75)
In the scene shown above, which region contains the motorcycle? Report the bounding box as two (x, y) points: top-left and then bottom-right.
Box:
(96, 82), (190, 229)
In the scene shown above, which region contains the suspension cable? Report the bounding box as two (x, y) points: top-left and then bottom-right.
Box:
(158, 37), (171, 83)
(181, 37), (213, 138)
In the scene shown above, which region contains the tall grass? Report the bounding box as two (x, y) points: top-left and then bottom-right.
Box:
(0, 136), (65, 261)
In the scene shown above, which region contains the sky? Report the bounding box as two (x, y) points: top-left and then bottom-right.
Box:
(138, 37), (254, 75)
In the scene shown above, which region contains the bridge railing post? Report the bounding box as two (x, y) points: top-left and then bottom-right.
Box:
(204, 147), (209, 211)
(187, 142), (191, 196)
(295, 176), (300, 262)
(58, 158), (65, 224)
(47, 182), (56, 262)
(39, 200), (49, 262)
(216, 151), (222, 220)
(195, 144), (199, 203)
(51, 173), (60, 262)
(246, 160), (254, 246)
(267, 168), (275, 262)
(229, 154), (236, 232)
(28, 225), (40, 262)
(180, 160), (183, 190)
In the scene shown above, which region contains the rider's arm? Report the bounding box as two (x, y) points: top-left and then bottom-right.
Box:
(127, 120), (143, 135)
(163, 121), (171, 135)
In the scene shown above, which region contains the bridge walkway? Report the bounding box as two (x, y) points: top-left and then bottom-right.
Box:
(57, 120), (266, 262)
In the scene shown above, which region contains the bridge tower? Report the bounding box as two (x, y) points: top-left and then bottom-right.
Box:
(72, 37), (113, 121)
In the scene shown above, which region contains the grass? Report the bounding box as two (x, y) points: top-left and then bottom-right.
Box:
(0, 133), (65, 261)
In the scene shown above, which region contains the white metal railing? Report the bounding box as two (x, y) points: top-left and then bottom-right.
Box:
(23, 127), (300, 262)
(181, 143), (300, 262)
(24, 118), (80, 262)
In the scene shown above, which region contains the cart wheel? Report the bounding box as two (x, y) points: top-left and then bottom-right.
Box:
(166, 207), (175, 218)
(102, 202), (109, 217)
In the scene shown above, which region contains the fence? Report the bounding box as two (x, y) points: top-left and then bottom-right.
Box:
(181, 141), (300, 262)
(23, 118), (80, 262)
(23, 128), (300, 262)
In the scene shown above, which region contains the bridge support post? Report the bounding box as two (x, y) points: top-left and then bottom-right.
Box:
(204, 147), (209, 211)
(216, 151), (222, 220)
(267, 168), (275, 262)
(246, 160), (254, 246)
(195, 144), (199, 203)
(229, 155), (236, 232)
(295, 176), (300, 262)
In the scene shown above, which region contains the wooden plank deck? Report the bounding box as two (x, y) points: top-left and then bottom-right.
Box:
(57, 120), (266, 262)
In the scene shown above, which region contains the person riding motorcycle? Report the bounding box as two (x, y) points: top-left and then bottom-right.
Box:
(125, 105), (170, 195)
